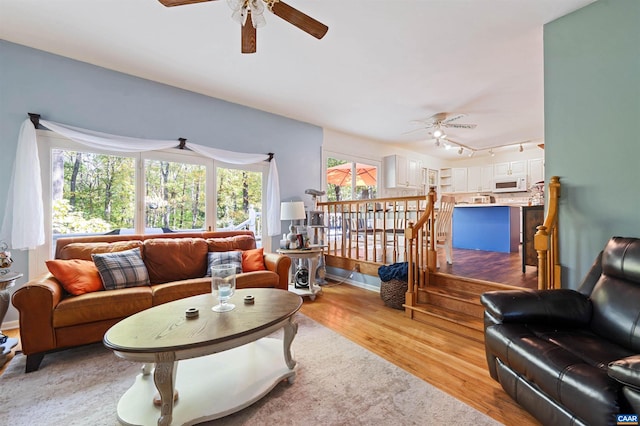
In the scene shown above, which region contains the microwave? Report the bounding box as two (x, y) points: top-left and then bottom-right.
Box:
(492, 175), (528, 193)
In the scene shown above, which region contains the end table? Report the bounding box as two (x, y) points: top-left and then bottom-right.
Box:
(0, 272), (22, 367)
(277, 248), (323, 300)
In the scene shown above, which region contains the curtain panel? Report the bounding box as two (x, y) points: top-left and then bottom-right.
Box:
(1, 119), (281, 250)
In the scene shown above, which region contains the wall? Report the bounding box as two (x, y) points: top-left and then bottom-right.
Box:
(544, 0), (640, 288)
(0, 40), (323, 325)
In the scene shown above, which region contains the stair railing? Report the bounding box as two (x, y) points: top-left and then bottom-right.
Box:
(404, 187), (437, 313)
(534, 176), (561, 290)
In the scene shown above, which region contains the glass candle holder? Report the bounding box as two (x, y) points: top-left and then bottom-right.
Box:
(211, 264), (236, 312)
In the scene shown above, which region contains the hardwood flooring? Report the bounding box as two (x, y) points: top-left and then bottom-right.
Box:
(438, 246), (538, 289)
(300, 282), (540, 426)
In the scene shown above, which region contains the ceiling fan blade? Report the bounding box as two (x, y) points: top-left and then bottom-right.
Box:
(158, 0), (217, 6)
(242, 12), (257, 54)
(444, 123), (477, 129)
(269, 1), (328, 39)
(441, 113), (466, 124)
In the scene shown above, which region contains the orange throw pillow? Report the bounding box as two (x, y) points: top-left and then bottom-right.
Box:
(242, 248), (266, 272)
(46, 259), (103, 295)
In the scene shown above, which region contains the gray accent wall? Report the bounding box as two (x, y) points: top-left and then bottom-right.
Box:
(0, 40), (322, 323)
(544, 0), (640, 288)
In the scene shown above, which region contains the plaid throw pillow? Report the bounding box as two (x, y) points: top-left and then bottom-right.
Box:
(92, 248), (150, 290)
(205, 251), (243, 277)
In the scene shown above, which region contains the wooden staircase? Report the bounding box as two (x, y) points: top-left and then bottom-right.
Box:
(406, 272), (520, 343)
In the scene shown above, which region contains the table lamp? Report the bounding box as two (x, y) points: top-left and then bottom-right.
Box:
(280, 201), (306, 248)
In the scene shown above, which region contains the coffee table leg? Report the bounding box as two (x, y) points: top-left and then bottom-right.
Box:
(154, 352), (177, 426)
(283, 317), (298, 374)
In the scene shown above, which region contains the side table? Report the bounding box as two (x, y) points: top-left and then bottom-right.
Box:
(0, 272), (22, 367)
(277, 248), (323, 300)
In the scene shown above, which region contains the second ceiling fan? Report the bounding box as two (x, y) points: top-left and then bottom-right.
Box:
(158, 0), (329, 54)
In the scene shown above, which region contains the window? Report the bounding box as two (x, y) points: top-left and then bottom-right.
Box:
(325, 156), (378, 201)
(216, 164), (265, 246)
(31, 131), (268, 276)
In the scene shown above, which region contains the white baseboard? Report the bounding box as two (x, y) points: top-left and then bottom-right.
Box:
(325, 273), (380, 293)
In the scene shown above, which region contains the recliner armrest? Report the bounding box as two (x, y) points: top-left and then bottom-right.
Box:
(480, 289), (592, 326)
(609, 355), (640, 390)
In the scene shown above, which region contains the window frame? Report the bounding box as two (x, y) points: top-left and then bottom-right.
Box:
(322, 150), (381, 200)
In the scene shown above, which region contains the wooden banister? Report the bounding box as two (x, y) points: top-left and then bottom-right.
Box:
(404, 188), (437, 315)
(534, 176), (561, 290)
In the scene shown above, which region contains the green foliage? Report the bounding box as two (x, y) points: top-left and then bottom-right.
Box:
(216, 167), (262, 229)
(52, 199), (111, 234)
(54, 149), (262, 235)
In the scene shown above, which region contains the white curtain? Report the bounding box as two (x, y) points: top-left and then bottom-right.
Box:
(1, 119), (281, 250)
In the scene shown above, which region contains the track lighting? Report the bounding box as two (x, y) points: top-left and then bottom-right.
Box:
(468, 151), (474, 157)
(434, 139), (440, 147)
(519, 144), (524, 152)
(458, 147), (464, 155)
(489, 149), (495, 157)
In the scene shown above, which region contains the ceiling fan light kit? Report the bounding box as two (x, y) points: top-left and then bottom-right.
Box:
(158, 0), (328, 54)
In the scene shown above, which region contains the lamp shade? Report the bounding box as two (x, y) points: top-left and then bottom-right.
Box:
(280, 201), (306, 221)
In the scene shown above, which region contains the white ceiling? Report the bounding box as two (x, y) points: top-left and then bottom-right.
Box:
(0, 0), (595, 159)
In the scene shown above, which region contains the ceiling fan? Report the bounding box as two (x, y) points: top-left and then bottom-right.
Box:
(158, 0), (329, 54)
(410, 112), (477, 137)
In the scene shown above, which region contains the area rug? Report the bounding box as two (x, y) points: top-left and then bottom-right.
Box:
(0, 314), (499, 425)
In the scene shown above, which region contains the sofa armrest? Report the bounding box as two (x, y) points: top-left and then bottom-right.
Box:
(609, 355), (640, 390)
(480, 289), (592, 326)
(11, 274), (64, 355)
(263, 252), (291, 290)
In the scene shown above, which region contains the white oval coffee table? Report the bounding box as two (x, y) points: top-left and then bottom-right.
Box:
(104, 288), (302, 426)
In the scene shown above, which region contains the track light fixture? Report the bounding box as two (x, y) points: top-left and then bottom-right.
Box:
(489, 149), (495, 157)
(458, 147), (464, 155)
(519, 144), (524, 152)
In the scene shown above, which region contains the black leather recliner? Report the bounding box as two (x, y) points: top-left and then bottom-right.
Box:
(481, 237), (640, 426)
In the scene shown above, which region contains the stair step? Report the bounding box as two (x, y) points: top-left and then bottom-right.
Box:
(406, 303), (484, 342)
(419, 287), (485, 317)
(430, 272), (518, 295)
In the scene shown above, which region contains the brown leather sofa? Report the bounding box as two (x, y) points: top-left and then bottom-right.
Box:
(481, 237), (640, 426)
(12, 231), (291, 373)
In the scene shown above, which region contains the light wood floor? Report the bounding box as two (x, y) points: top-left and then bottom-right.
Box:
(300, 282), (540, 426)
(1, 282), (539, 425)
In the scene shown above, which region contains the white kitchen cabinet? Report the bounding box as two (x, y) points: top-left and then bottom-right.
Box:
(407, 158), (421, 188)
(467, 167), (481, 192)
(467, 165), (493, 192)
(384, 155), (420, 188)
(480, 165), (494, 191)
(528, 158), (544, 185)
(494, 160), (526, 178)
(452, 168), (468, 193)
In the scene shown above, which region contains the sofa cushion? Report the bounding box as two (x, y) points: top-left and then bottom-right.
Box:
(58, 241), (143, 261)
(92, 248), (150, 290)
(143, 238), (209, 283)
(151, 278), (212, 306)
(45, 259), (103, 295)
(242, 248), (266, 272)
(53, 286), (152, 328)
(206, 235), (256, 252)
(205, 251), (243, 276)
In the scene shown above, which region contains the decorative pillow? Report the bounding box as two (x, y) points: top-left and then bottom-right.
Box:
(45, 259), (103, 296)
(92, 248), (150, 290)
(242, 248), (266, 272)
(205, 251), (243, 277)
